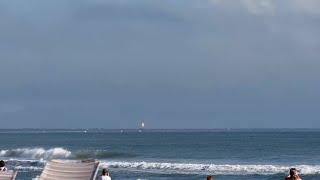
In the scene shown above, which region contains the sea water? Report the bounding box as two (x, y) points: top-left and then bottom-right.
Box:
(0, 129), (320, 179)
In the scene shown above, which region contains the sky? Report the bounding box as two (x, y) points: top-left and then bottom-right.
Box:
(0, 0), (319, 128)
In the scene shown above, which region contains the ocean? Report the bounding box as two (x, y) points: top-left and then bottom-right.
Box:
(0, 129), (320, 179)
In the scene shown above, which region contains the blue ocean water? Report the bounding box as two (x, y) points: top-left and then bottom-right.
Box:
(0, 129), (320, 179)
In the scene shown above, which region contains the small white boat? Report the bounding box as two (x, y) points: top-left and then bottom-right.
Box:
(139, 121), (145, 132)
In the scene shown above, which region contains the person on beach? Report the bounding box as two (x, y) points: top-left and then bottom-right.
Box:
(285, 168), (302, 180)
(207, 175), (213, 180)
(100, 168), (111, 180)
(0, 160), (7, 171)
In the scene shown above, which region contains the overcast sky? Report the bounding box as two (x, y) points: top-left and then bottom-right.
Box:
(0, 0), (319, 128)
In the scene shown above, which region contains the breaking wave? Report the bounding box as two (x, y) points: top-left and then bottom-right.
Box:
(2, 148), (320, 175)
(2, 158), (320, 175)
(101, 161), (320, 175)
(0, 147), (135, 160)
(0, 148), (71, 159)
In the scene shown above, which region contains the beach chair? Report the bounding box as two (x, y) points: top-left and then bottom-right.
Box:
(38, 159), (99, 180)
(0, 171), (18, 180)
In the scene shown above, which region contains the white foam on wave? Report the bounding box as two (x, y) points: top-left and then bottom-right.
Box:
(101, 161), (320, 175)
(0, 147), (71, 159)
(14, 166), (43, 171)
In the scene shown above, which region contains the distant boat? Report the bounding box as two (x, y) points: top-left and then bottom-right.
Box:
(139, 121), (145, 133)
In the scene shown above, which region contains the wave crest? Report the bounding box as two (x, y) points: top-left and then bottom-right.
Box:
(0, 148), (71, 159)
(0, 148), (134, 160)
(101, 161), (320, 175)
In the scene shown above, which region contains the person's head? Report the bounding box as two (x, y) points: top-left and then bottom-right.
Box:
(289, 168), (297, 177)
(0, 160), (5, 168)
(207, 175), (213, 180)
(101, 168), (109, 176)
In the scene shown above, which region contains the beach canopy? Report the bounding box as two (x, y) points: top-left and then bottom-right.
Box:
(38, 159), (99, 180)
(0, 171), (18, 180)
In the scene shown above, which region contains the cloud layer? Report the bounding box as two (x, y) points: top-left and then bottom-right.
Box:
(0, 0), (319, 128)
